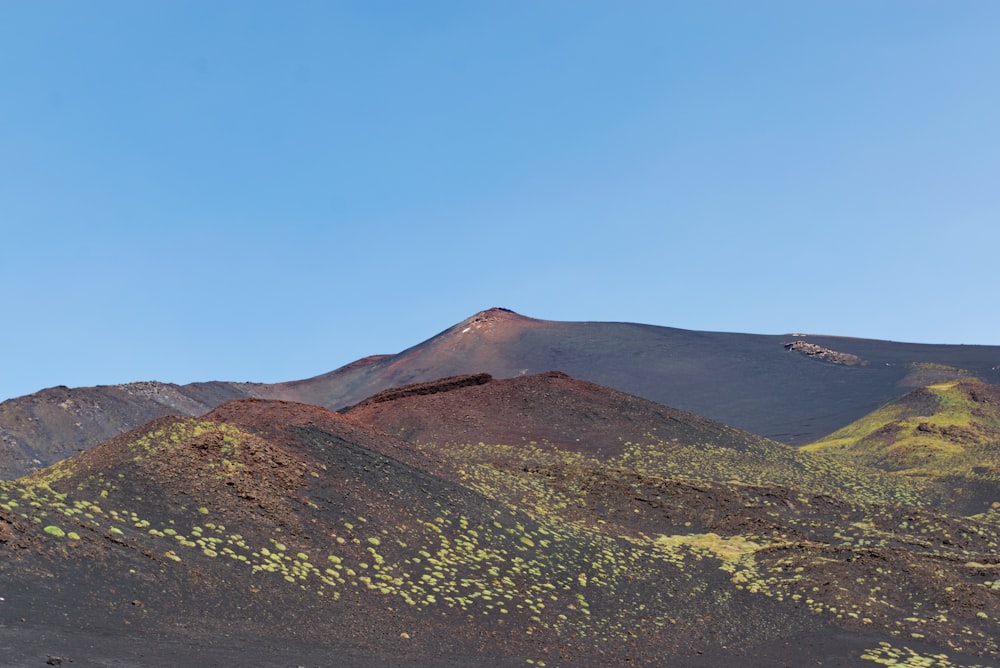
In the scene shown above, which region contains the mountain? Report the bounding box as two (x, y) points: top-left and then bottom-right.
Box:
(4, 307), (1000, 478)
(2, 376), (998, 666)
(269, 308), (1000, 444)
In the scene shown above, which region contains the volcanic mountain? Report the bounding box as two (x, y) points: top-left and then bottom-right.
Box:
(4, 307), (1000, 478)
(276, 308), (1000, 445)
(2, 376), (998, 666)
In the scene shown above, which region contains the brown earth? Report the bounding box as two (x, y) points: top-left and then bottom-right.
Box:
(0, 381), (268, 479)
(1, 374), (997, 666)
(6, 308), (1000, 479)
(274, 308), (1000, 445)
(345, 371), (777, 459)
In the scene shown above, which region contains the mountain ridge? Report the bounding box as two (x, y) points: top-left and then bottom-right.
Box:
(3, 307), (1000, 478)
(273, 308), (1000, 443)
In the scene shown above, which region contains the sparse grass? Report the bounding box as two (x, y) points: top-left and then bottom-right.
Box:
(1, 403), (998, 664)
(805, 379), (1000, 481)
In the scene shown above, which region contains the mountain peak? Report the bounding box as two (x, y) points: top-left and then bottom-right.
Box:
(478, 306), (519, 316)
(450, 307), (539, 339)
(462, 306), (529, 324)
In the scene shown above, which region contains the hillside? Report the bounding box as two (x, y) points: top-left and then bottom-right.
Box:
(1, 382), (998, 665)
(345, 371), (936, 509)
(345, 370), (764, 459)
(804, 379), (1000, 515)
(0, 381), (265, 480)
(4, 307), (1000, 479)
(270, 308), (1000, 444)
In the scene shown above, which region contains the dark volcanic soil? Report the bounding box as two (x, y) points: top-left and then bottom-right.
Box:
(345, 371), (775, 459)
(2, 376), (997, 666)
(6, 308), (1000, 479)
(275, 308), (1000, 445)
(0, 381), (267, 479)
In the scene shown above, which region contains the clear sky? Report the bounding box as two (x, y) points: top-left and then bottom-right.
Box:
(2, 1), (999, 402)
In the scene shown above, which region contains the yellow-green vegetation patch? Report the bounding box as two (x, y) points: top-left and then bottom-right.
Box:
(653, 532), (760, 564)
(805, 379), (1000, 480)
(860, 641), (990, 667)
(804, 403), (911, 453)
(617, 439), (928, 508)
(4, 406), (999, 663)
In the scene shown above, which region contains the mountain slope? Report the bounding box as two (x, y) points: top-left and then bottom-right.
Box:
(0, 400), (644, 665)
(350, 372), (1000, 663)
(0, 398), (815, 665)
(804, 379), (1000, 514)
(1, 384), (999, 666)
(275, 308), (1000, 445)
(345, 371), (947, 512)
(4, 307), (1000, 479)
(0, 380), (265, 479)
(345, 370), (765, 458)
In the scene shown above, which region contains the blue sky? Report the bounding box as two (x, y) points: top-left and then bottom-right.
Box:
(2, 1), (999, 402)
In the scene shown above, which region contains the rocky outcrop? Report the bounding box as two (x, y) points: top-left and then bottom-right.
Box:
(349, 373), (494, 409)
(784, 340), (866, 366)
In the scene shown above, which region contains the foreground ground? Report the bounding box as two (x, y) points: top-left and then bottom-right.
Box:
(0, 373), (997, 666)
